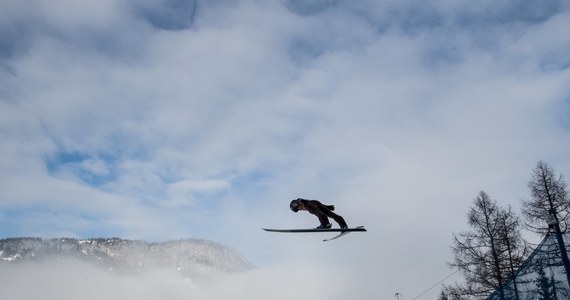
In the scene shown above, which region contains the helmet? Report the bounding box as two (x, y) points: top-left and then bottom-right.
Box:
(290, 199), (300, 213)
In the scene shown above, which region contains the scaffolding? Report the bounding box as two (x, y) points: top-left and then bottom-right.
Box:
(486, 232), (570, 300)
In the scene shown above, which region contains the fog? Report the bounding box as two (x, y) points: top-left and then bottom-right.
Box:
(0, 259), (348, 300)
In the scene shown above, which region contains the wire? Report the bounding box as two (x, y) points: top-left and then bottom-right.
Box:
(411, 268), (460, 300)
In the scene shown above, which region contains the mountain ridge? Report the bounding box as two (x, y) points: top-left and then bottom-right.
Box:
(0, 237), (253, 274)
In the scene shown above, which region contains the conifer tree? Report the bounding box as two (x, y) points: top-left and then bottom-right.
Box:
(437, 290), (450, 300)
(522, 160), (570, 234)
(522, 160), (570, 286)
(446, 191), (526, 300)
(535, 267), (556, 300)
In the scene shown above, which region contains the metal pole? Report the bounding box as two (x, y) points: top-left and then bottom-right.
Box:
(553, 222), (570, 288)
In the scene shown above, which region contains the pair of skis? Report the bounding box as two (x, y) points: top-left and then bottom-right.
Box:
(262, 226), (366, 242)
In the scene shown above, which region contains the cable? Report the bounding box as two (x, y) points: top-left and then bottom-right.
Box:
(411, 268), (460, 300)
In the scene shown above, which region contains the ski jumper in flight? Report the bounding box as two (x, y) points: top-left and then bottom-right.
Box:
(289, 198), (348, 229)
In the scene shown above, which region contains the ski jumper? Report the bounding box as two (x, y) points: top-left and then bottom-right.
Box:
(294, 198), (348, 228)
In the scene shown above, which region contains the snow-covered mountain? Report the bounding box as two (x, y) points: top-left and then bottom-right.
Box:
(0, 237), (253, 274)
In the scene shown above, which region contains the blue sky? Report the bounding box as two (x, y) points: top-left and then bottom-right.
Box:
(1, 0), (570, 298)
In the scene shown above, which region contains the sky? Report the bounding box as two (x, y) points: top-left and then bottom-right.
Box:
(1, 0), (570, 298)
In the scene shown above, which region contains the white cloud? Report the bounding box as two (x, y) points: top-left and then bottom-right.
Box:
(1, 0), (570, 298)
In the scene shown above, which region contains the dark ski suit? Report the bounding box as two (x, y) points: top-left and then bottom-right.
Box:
(291, 198), (348, 228)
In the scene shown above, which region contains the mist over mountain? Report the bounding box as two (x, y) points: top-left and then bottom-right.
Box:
(0, 237), (342, 300)
(0, 237), (253, 274)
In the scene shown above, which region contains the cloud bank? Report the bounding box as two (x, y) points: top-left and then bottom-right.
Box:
(0, 260), (347, 300)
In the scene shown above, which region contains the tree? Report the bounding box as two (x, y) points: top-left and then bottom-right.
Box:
(497, 204), (528, 300)
(446, 191), (527, 300)
(535, 267), (556, 300)
(522, 160), (570, 234)
(439, 286), (467, 300)
(522, 160), (570, 290)
(438, 290), (450, 300)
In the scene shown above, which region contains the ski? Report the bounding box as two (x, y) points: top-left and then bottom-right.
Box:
(262, 226), (366, 242)
(262, 226), (366, 233)
(323, 230), (354, 242)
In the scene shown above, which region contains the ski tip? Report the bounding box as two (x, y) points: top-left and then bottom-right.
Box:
(341, 226), (366, 232)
